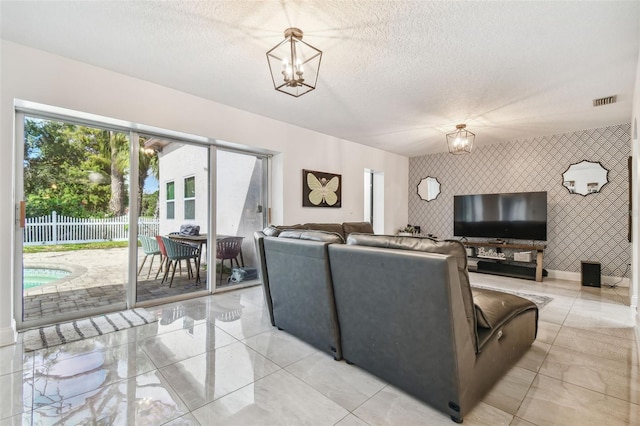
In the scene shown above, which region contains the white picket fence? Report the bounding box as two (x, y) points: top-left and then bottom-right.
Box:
(24, 211), (160, 246)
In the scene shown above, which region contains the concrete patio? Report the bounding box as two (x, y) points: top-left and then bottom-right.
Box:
(22, 247), (258, 322)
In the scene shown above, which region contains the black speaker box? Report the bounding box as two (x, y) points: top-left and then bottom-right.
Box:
(581, 261), (601, 287)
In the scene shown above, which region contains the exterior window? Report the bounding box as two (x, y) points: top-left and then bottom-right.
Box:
(166, 181), (175, 219)
(184, 176), (195, 220)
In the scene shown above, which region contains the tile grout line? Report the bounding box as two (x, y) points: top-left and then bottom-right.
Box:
(513, 288), (579, 423)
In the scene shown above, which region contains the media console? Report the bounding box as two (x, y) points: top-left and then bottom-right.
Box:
(463, 242), (546, 282)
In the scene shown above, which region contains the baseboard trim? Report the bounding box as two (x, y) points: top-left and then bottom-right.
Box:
(546, 269), (630, 287)
(0, 320), (17, 347)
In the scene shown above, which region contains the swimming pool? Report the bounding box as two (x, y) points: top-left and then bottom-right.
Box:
(23, 268), (71, 289)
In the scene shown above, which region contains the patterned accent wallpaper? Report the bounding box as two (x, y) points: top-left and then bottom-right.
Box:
(408, 124), (631, 277)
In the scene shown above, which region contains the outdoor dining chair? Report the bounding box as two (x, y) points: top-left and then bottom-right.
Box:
(216, 236), (244, 282)
(160, 236), (200, 287)
(138, 235), (163, 279)
(157, 235), (195, 281)
(155, 236), (170, 279)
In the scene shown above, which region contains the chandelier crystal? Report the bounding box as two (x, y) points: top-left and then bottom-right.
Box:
(446, 124), (475, 154)
(266, 27), (322, 97)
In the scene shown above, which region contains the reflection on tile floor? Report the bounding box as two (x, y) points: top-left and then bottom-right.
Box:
(2, 275), (639, 425)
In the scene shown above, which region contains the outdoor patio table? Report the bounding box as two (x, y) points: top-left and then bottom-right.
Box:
(167, 234), (240, 283)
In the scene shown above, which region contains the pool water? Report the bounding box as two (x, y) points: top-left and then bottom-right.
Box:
(23, 268), (71, 289)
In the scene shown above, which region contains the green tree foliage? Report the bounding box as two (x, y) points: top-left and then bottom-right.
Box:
(23, 118), (159, 219)
(24, 119), (104, 217)
(141, 190), (159, 217)
(138, 137), (159, 217)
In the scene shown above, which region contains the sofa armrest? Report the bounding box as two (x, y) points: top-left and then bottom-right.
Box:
(472, 287), (538, 350)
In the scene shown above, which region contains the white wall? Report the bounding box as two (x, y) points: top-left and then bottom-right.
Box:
(216, 150), (258, 236)
(630, 21), (640, 344)
(0, 40), (409, 346)
(372, 171), (386, 234)
(158, 144), (209, 236)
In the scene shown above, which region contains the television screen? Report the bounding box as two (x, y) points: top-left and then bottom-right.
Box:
(454, 192), (547, 241)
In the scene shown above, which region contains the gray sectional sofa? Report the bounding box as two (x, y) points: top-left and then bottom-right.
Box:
(254, 224), (538, 423)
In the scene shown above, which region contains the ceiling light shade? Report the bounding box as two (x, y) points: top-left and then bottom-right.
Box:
(446, 124), (475, 154)
(266, 27), (322, 97)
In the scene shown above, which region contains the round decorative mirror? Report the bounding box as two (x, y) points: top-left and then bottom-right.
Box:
(562, 160), (609, 196)
(417, 177), (441, 201)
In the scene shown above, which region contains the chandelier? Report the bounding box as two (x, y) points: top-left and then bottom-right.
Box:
(266, 27), (322, 97)
(446, 124), (475, 154)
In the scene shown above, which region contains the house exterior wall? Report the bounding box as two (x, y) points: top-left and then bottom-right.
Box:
(158, 143), (209, 236)
(216, 150), (260, 237)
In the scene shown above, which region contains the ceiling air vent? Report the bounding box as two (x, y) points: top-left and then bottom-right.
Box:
(593, 95), (617, 107)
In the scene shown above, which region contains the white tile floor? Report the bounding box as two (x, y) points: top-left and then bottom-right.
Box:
(1, 273), (638, 425)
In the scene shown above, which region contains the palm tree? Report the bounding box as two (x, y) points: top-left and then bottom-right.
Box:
(96, 131), (159, 217)
(138, 137), (159, 216)
(108, 131), (128, 216)
(80, 128), (128, 216)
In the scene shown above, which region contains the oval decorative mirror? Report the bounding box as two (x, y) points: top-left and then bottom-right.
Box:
(417, 177), (441, 201)
(562, 160), (609, 196)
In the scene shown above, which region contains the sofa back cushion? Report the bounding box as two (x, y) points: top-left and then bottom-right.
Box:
(304, 223), (345, 240)
(346, 233), (478, 351)
(279, 229), (345, 244)
(265, 222), (371, 241)
(342, 221), (374, 237)
(262, 225), (282, 237)
(262, 223), (315, 237)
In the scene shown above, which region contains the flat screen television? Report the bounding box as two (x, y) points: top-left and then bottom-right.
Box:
(454, 191), (547, 241)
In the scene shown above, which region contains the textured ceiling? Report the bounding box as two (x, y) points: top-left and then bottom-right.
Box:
(1, 1), (639, 157)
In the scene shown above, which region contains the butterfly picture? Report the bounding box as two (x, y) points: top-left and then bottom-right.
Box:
(302, 169), (342, 207)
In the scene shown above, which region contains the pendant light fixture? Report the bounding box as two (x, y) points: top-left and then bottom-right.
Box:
(446, 124), (475, 154)
(266, 27), (322, 97)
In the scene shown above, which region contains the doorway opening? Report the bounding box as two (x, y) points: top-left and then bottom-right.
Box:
(364, 169), (384, 234)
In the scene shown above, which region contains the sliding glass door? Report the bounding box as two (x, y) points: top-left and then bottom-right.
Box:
(19, 115), (129, 326)
(15, 103), (269, 330)
(135, 138), (212, 303)
(215, 150), (267, 291)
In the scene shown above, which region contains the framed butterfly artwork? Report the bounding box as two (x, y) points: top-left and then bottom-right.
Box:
(302, 169), (342, 208)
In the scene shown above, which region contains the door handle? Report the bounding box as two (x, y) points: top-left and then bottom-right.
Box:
(20, 201), (25, 229)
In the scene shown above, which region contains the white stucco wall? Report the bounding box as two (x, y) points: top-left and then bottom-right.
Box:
(216, 150), (259, 236)
(157, 143), (210, 236)
(0, 40), (409, 345)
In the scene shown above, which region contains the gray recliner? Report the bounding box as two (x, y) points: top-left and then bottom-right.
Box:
(254, 230), (343, 360)
(255, 228), (538, 423)
(329, 234), (538, 423)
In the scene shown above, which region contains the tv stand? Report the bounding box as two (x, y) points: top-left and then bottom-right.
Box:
(487, 239), (505, 244)
(463, 241), (546, 282)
